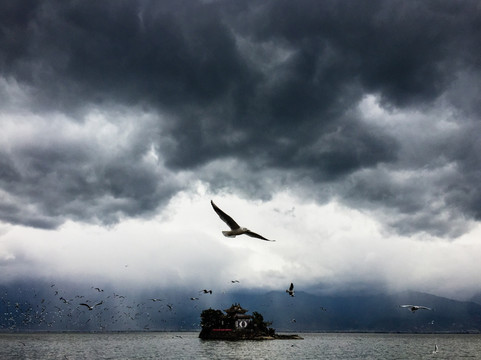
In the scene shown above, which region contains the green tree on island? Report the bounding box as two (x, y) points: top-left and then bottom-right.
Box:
(200, 308), (225, 329)
(252, 311), (274, 335)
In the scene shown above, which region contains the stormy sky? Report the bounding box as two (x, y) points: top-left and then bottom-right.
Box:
(1, 0), (481, 300)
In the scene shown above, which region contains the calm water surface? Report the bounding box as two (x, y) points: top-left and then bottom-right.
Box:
(1, 332), (480, 359)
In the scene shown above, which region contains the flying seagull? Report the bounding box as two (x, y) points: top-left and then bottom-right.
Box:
(79, 301), (104, 311)
(399, 305), (432, 312)
(211, 200), (275, 241)
(286, 283), (295, 297)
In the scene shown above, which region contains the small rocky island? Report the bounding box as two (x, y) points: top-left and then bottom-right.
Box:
(199, 303), (302, 340)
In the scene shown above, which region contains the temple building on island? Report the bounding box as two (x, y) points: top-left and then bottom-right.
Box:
(224, 303), (253, 330)
(199, 303), (271, 340)
(199, 303), (302, 340)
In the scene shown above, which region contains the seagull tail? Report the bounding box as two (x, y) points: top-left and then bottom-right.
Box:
(222, 231), (236, 238)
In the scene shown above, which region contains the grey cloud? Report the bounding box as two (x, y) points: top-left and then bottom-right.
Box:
(1, 0), (481, 236)
(0, 117), (180, 228)
(0, 0), (254, 114)
(2, 0), (479, 117)
(238, 0), (479, 106)
(342, 167), (459, 237)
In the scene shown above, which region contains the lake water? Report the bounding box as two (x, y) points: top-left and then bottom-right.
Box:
(1, 332), (480, 359)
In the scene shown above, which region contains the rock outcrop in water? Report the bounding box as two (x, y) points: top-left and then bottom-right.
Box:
(199, 303), (302, 340)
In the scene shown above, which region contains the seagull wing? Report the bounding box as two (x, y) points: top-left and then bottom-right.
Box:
(79, 303), (92, 310)
(211, 200), (241, 230)
(418, 306), (432, 310)
(244, 230), (275, 241)
(289, 283), (294, 291)
(399, 305), (413, 308)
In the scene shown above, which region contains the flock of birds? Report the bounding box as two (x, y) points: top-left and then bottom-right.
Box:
(0, 280), (251, 332)
(0, 198), (436, 354)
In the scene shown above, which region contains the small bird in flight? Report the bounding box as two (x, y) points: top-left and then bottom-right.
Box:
(200, 289), (213, 294)
(211, 200), (275, 241)
(399, 304), (432, 312)
(79, 301), (104, 311)
(286, 283), (295, 297)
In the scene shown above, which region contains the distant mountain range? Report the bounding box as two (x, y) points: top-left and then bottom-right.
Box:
(1, 280), (480, 333)
(470, 292), (481, 306)
(232, 290), (481, 333)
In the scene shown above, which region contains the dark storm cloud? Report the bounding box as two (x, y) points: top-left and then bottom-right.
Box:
(1, 0), (480, 235)
(1, 0), (254, 113)
(0, 139), (178, 229)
